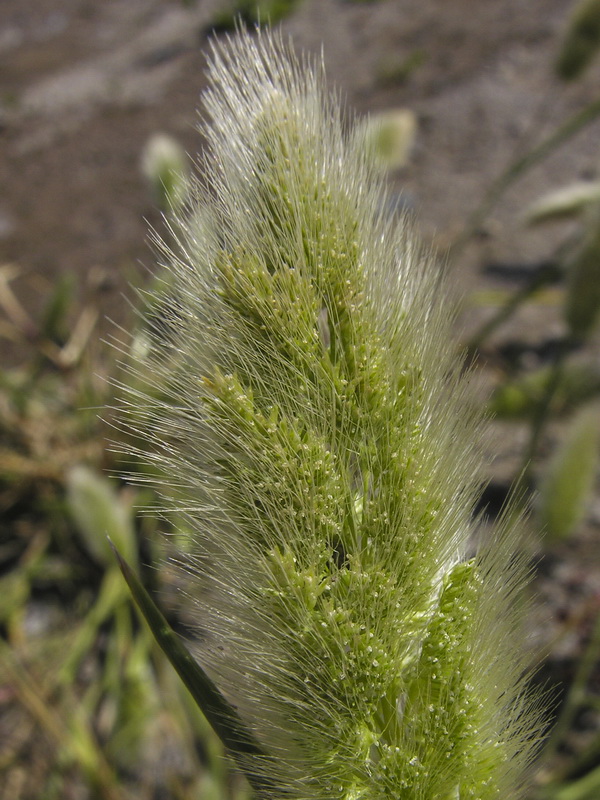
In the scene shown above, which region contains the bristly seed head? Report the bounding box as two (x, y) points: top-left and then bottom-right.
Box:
(119, 27), (545, 800)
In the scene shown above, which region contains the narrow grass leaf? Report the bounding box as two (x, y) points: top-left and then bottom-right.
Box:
(111, 542), (281, 798)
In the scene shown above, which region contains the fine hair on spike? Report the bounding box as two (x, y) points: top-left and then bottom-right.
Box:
(115, 26), (546, 800)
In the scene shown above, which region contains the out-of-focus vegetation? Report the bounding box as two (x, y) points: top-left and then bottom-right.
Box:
(203, 0), (387, 32)
(0, 264), (248, 799)
(206, 0), (304, 31)
(1, 1), (600, 798)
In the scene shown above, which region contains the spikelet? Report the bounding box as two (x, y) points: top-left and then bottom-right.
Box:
(564, 206), (600, 338)
(538, 404), (600, 541)
(556, 0), (600, 81)
(119, 29), (543, 800)
(141, 133), (189, 213)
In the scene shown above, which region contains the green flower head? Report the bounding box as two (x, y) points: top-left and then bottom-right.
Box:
(120, 28), (544, 800)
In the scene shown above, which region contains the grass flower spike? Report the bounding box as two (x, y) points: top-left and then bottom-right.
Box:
(120, 29), (543, 800)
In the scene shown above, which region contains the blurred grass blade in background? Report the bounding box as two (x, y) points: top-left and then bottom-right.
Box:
(524, 181), (600, 224)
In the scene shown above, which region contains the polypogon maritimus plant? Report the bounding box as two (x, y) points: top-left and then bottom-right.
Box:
(116, 27), (545, 800)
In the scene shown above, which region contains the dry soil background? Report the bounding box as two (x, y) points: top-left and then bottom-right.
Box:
(2, 0), (600, 331)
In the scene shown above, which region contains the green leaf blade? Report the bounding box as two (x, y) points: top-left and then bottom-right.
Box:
(111, 544), (282, 798)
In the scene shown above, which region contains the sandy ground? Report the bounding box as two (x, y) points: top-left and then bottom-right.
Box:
(2, 0), (600, 330)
